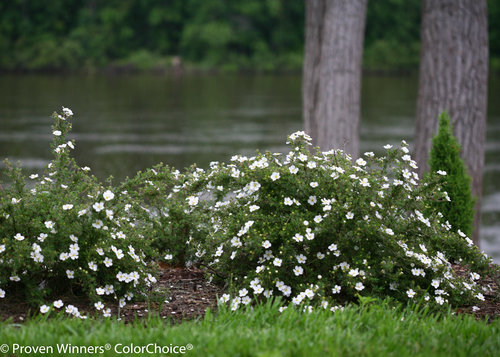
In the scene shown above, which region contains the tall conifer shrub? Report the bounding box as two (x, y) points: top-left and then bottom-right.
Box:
(428, 111), (475, 236)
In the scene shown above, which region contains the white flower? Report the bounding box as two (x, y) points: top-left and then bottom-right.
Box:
(316, 252), (325, 259)
(53, 130), (62, 136)
(78, 209), (87, 217)
(470, 272), (480, 281)
(354, 282), (365, 291)
(431, 279), (440, 289)
(40, 305), (50, 314)
(241, 296), (251, 305)
(0, 289), (6, 298)
(0, 244), (4, 253)
(102, 190), (115, 201)
(270, 172), (280, 181)
(282, 285), (292, 296)
(385, 228), (394, 236)
(104, 257), (113, 267)
(435, 296), (445, 305)
(436, 170), (447, 176)
(289, 165), (299, 174)
(407, 289), (416, 298)
(104, 285), (114, 295)
(348, 268), (360, 277)
(332, 285), (341, 294)
(93, 202), (105, 212)
(239, 288), (248, 297)
(296, 254), (307, 264)
(187, 196), (199, 206)
(62, 107), (73, 116)
(66, 270), (74, 279)
(164, 254), (173, 260)
(305, 230), (315, 240)
(219, 294), (230, 303)
(92, 220), (103, 229)
(249, 205), (260, 212)
(10, 276), (20, 282)
(346, 212), (354, 219)
(94, 302), (104, 310)
(44, 221), (55, 229)
(284, 197), (293, 206)
(248, 181), (261, 192)
(49, 300), (64, 310)
(313, 215), (323, 224)
(293, 266), (304, 276)
(307, 161), (317, 169)
(262, 240), (272, 249)
(402, 154), (411, 162)
(30, 174), (39, 179)
(310, 181), (319, 188)
(62, 204), (73, 210)
(88, 261), (98, 271)
(103, 308), (111, 317)
(356, 158), (367, 167)
(383, 144), (393, 149)
(475, 293), (485, 301)
(307, 196), (317, 205)
(273, 258), (282, 267)
(14, 233), (25, 241)
(293, 233), (303, 242)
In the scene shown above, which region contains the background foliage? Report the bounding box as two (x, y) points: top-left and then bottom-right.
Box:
(0, 0), (498, 72)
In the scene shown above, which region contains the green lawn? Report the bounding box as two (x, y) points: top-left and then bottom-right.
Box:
(0, 301), (499, 357)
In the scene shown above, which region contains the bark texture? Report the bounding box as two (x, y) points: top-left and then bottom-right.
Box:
(415, 0), (488, 245)
(303, 0), (367, 158)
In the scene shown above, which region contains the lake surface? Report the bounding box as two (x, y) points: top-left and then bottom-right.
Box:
(0, 73), (499, 261)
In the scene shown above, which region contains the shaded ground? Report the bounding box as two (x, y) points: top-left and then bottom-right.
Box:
(1, 264), (499, 323)
(0, 267), (224, 323)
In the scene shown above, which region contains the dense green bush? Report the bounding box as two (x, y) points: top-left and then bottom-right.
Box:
(428, 112), (475, 237)
(179, 132), (490, 311)
(0, 109), (156, 317)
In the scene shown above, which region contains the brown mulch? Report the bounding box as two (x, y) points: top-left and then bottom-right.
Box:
(453, 264), (500, 320)
(1, 264), (499, 323)
(0, 266), (224, 323)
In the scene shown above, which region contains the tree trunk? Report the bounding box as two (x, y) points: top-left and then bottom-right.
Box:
(303, 0), (367, 158)
(415, 0), (489, 245)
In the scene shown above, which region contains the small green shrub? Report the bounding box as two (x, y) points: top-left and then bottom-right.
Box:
(180, 132), (490, 311)
(428, 111), (475, 237)
(0, 109), (156, 318)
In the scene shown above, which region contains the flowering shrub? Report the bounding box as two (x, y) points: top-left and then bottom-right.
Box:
(182, 132), (491, 311)
(0, 109), (155, 318)
(0, 109), (494, 318)
(118, 164), (210, 267)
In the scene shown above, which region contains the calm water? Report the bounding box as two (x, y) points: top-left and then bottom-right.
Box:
(0, 73), (499, 261)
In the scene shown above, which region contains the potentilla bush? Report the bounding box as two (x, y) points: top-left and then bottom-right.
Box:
(183, 131), (491, 312)
(0, 109), (156, 318)
(119, 163), (211, 267)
